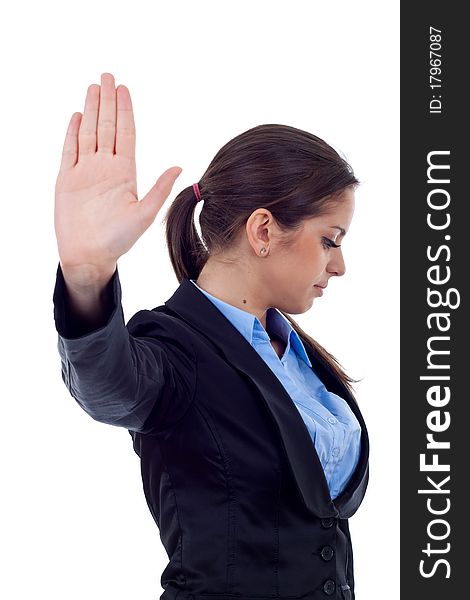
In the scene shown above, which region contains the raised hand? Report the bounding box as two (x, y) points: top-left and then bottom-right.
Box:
(54, 72), (182, 280)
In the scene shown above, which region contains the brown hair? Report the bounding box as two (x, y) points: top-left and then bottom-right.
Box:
(163, 123), (361, 396)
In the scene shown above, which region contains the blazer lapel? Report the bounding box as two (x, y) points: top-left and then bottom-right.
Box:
(163, 277), (369, 519)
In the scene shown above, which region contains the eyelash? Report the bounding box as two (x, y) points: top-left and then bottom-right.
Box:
(321, 237), (342, 250)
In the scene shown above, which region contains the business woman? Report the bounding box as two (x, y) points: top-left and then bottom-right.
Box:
(53, 72), (369, 600)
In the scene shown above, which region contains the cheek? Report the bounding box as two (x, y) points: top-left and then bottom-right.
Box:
(300, 246), (325, 274)
(286, 258), (323, 288)
(270, 241), (324, 283)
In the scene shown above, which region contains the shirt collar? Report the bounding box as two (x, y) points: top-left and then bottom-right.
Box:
(189, 279), (312, 368)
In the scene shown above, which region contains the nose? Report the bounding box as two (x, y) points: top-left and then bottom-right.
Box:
(327, 247), (346, 277)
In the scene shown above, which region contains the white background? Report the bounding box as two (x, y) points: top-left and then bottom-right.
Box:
(0, 1), (399, 598)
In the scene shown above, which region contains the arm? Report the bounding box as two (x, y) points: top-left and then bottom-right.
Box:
(53, 262), (197, 434)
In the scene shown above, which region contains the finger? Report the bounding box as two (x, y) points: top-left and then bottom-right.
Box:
(97, 72), (117, 154)
(138, 167), (183, 224)
(115, 85), (136, 160)
(59, 112), (81, 171)
(78, 84), (99, 157)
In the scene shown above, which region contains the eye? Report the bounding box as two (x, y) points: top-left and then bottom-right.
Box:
(321, 237), (342, 250)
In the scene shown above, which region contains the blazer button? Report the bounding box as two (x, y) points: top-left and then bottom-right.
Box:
(320, 545), (335, 561)
(323, 579), (336, 595)
(321, 517), (335, 528)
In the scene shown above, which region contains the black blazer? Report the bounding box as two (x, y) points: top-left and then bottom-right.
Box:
(53, 263), (370, 600)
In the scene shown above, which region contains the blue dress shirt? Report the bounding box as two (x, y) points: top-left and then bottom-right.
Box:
(190, 279), (362, 500)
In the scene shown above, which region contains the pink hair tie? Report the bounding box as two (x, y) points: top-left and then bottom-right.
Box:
(193, 182), (202, 202)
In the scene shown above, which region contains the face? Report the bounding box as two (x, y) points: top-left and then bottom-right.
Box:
(248, 187), (355, 314)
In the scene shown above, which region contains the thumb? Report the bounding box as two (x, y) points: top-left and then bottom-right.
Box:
(139, 166), (183, 223)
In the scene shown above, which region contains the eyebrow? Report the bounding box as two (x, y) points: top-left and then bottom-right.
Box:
(329, 225), (347, 236)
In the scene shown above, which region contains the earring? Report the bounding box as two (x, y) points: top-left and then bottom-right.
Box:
(260, 247), (267, 255)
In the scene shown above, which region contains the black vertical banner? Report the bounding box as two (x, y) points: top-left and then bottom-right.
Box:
(401, 3), (467, 599)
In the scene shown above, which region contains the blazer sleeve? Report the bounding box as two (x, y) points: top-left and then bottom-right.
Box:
(52, 262), (197, 435)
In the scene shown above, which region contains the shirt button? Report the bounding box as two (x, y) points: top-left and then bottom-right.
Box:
(331, 447), (339, 457)
(327, 416), (336, 424)
(320, 545), (335, 561)
(321, 517), (336, 528)
(322, 579), (336, 595)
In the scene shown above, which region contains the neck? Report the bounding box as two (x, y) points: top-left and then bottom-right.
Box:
(195, 257), (269, 329)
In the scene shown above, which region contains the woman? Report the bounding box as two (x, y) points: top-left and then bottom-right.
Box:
(53, 72), (369, 600)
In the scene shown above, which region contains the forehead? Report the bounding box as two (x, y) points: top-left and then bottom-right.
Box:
(305, 189), (355, 230)
(327, 187), (355, 212)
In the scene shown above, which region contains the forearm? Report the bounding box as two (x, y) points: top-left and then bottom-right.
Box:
(59, 263), (117, 336)
(54, 261), (157, 429)
(53, 261), (195, 434)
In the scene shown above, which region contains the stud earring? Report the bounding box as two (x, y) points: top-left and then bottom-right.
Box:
(260, 247), (267, 255)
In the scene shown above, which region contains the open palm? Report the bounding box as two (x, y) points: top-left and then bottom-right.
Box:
(54, 72), (182, 272)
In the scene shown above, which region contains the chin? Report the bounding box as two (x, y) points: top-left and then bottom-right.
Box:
(284, 300), (312, 315)
(275, 287), (312, 315)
